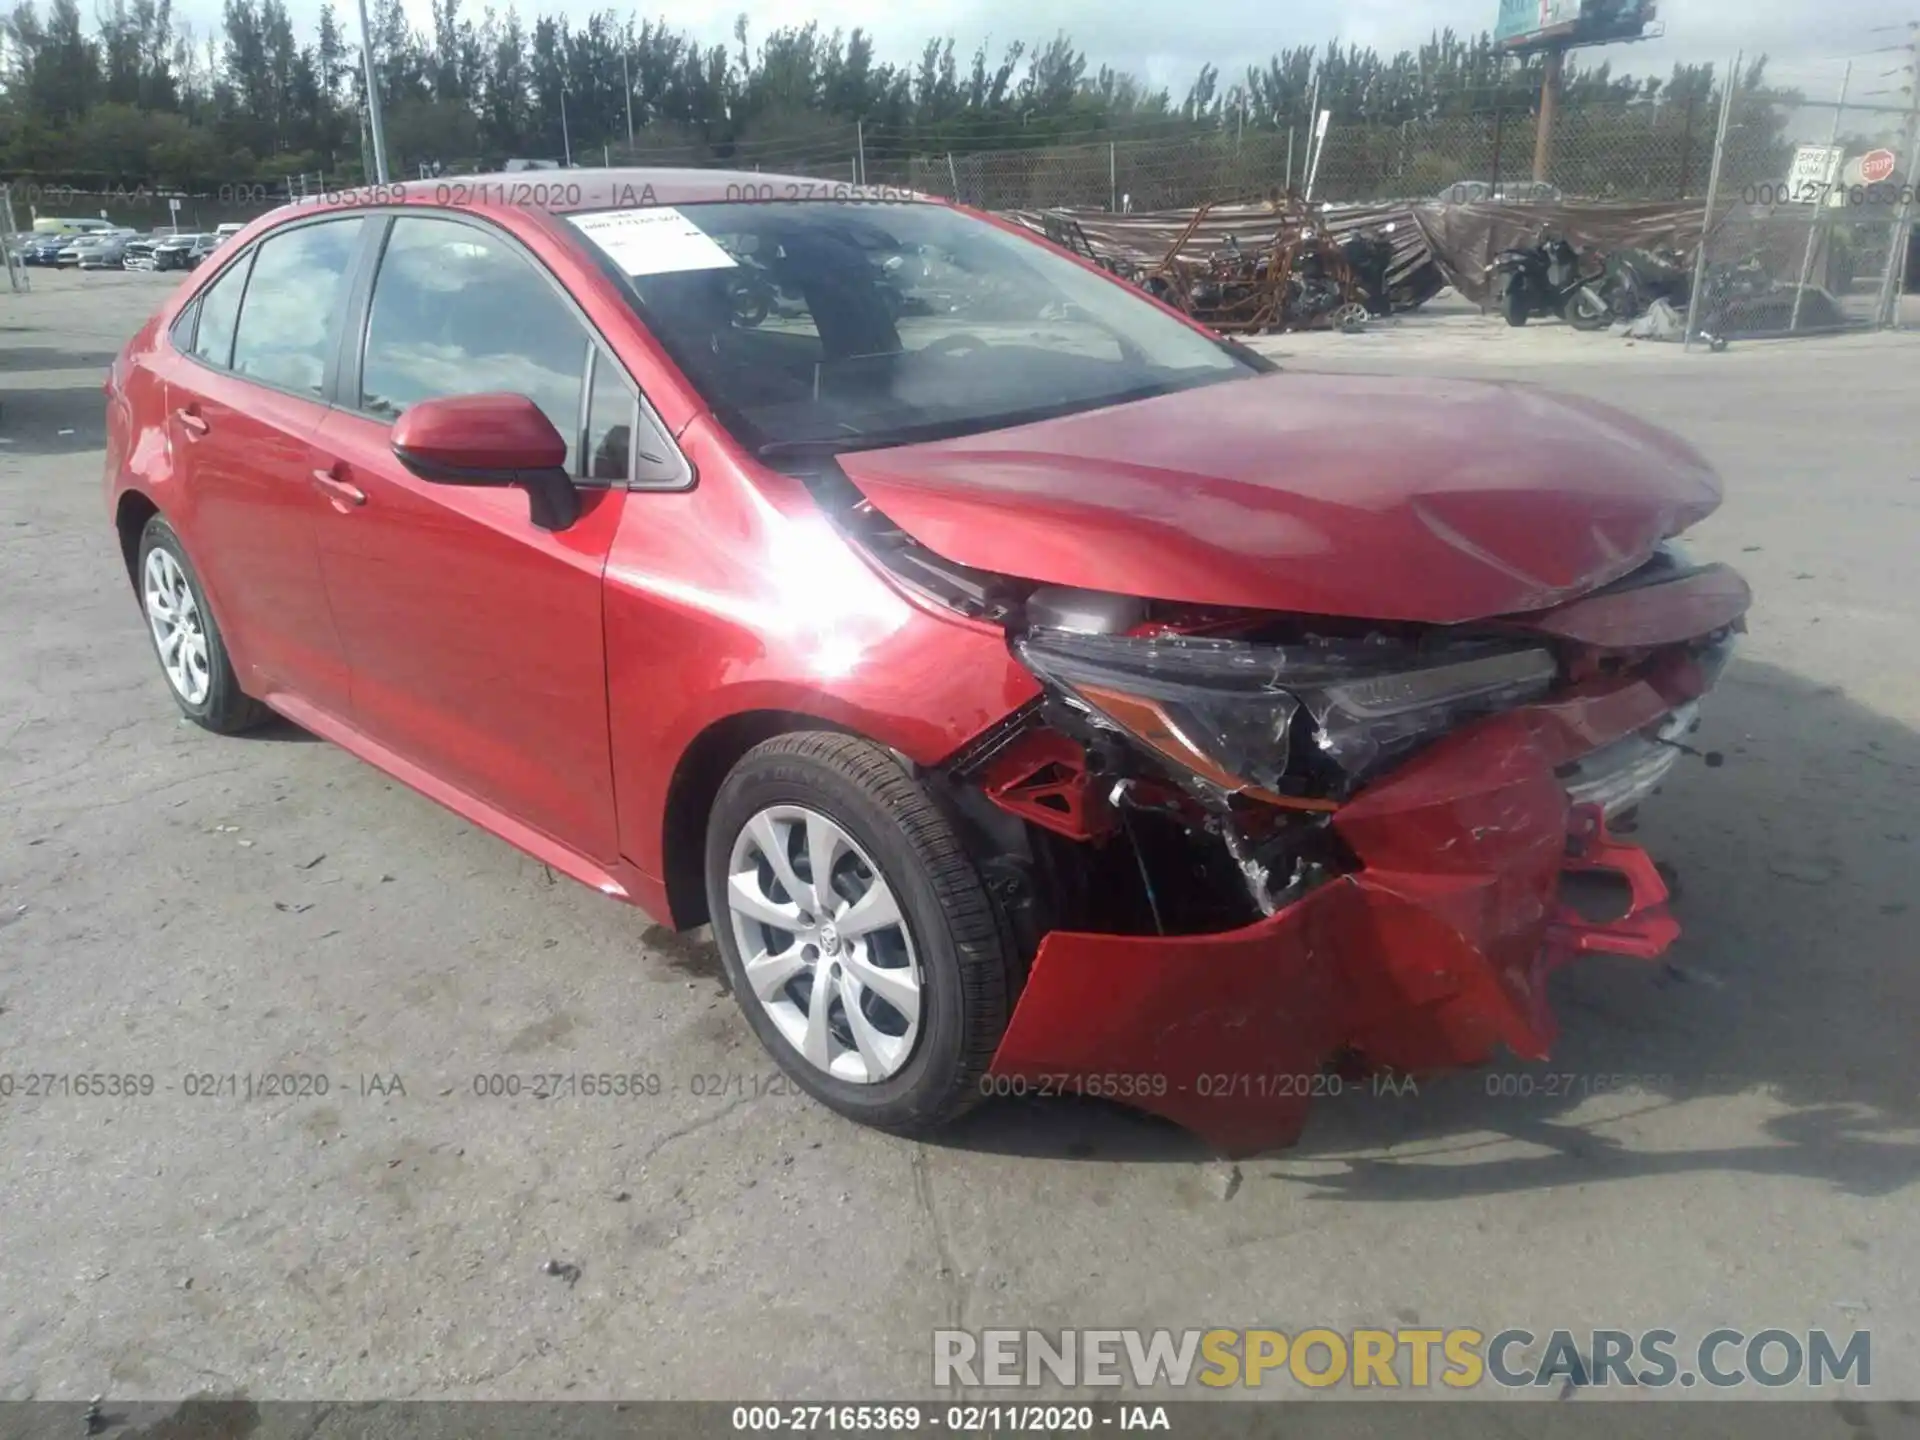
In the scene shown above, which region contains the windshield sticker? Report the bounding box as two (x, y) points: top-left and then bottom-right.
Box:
(569, 207), (738, 277)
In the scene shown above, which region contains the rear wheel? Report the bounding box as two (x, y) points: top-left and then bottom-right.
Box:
(727, 279), (770, 327)
(705, 732), (1015, 1135)
(1566, 287), (1611, 330)
(137, 515), (270, 734)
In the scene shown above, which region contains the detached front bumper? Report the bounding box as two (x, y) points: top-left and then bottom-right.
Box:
(986, 578), (1740, 1155)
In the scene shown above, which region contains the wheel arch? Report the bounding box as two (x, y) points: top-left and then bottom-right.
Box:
(115, 488), (161, 592)
(659, 708), (866, 931)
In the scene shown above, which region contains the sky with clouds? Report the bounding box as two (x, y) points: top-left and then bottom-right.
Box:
(178, 0), (1911, 110)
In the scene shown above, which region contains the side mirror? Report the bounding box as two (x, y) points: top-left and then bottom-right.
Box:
(390, 393), (580, 532)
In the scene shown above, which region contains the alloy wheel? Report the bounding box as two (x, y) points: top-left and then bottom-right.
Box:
(1330, 301), (1371, 332)
(724, 804), (922, 1084)
(143, 547), (211, 706)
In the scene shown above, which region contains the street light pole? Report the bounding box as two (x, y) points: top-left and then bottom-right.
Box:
(560, 82), (573, 167)
(354, 0), (390, 183)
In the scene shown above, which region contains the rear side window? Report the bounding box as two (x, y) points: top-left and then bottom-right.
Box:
(231, 217), (365, 397)
(187, 254), (253, 368)
(360, 215), (587, 473)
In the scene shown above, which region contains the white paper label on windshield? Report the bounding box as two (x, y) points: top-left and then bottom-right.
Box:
(569, 207), (737, 277)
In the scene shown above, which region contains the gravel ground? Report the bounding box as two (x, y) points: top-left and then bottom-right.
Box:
(2, 269), (1917, 1407)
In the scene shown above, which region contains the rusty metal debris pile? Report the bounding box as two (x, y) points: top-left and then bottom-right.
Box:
(1012, 197), (1448, 334)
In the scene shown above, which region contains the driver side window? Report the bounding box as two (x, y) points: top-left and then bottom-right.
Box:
(360, 215), (587, 475)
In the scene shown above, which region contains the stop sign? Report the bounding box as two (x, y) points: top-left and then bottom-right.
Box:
(1861, 149), (1898, 184)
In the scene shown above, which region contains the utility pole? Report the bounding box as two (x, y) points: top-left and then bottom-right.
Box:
(1491, 99), (1505, 197)
(559, 81), (572, 167)
(856, 119), (866, 186)
(1532, 45), (1565, 183)
(354, 0), (389, 183)
(622, 52), (635, 151)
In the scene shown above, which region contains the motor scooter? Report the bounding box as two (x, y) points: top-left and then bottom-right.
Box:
(1489, 230), (1610, 329)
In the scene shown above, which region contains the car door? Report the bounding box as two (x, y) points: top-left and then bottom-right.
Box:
(157, 216), (364, 714)
(307, 211), (632, 862)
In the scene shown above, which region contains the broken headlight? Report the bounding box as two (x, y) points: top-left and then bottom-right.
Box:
(1013, 628), (1558, 799)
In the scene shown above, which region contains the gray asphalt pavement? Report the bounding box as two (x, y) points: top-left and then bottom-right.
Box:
(1, 269), (1916, 1403)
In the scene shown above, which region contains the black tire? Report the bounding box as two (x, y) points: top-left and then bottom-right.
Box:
(728, 283), (770, 327)
(136, 514), (271, 734)
(704, 732), (1014, 1135)
(1502, 287), (1530, 326)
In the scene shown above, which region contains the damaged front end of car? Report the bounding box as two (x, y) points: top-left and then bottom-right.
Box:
(841, 499), (1749, 1155)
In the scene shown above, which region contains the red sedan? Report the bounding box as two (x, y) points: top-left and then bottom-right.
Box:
(104, 171), (1748, 1152)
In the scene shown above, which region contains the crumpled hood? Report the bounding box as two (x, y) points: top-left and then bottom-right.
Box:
(836, 371), (1723, 624)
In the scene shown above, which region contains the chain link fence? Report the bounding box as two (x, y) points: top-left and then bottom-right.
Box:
(1690, 61), (1919, 343)
(904, 101), (1763, 212)
(893, 69), (1916, 341)
(13, 58), (1912, 337)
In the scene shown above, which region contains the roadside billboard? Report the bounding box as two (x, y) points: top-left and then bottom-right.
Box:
(1497, 0), (1657, 50)
(1496, 0), (1580, 46)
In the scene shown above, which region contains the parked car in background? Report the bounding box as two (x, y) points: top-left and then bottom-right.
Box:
(121, 236), (164, 271)
(213, 222), (247, 245)
(104, 172), (1748, 1153)
(31, 216), (117, 240)
(18, 233), (75, 266)
(150, 233), (220, 270)
(63, 229), (138, 268)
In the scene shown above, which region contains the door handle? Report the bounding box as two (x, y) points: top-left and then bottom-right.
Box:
(310, 468), (367, 509)
(175, 407), (209, 437)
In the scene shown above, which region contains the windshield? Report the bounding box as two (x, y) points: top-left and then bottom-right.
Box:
(565, 200), (1257, 457)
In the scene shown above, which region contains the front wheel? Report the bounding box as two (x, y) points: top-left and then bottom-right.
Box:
(1502, 285), (1530, 327)
(704, 732), (1016, 1135)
